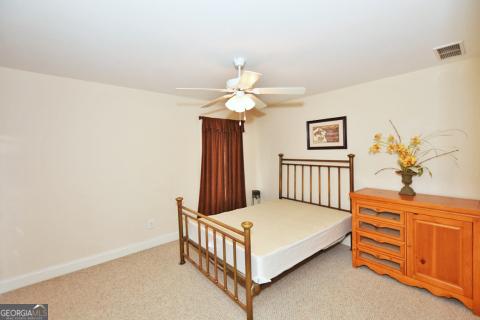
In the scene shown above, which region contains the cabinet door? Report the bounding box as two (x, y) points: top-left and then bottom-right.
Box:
(407, 213), (473, 297)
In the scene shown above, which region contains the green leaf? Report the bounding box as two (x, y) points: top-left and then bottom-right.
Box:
(417, 167), (424, 177)
(424, 167), (433, 177)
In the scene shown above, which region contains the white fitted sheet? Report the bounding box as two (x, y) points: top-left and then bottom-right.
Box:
(186, 199), (351, 284)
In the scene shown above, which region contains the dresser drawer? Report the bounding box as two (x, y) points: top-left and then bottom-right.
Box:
(356, 203), (404, 225)
(357, 217), (405, 241)
(357, 247), (405, 275)
(356, 231), (405, 258)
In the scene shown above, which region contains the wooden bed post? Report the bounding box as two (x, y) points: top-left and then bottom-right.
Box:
(347, 154), (355, 250)
(278, 153), (284, 199)
(242, 221), (254, 320)
(347, 154), (355, 193)
(176, 196), (185, 265)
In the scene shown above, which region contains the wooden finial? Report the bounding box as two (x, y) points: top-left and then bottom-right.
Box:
(242, 221), (254, 230)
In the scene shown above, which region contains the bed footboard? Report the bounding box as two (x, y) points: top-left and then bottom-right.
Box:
(176, 197), (255, 320)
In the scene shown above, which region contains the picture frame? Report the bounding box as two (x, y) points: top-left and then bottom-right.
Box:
(306, 116), (347, 150)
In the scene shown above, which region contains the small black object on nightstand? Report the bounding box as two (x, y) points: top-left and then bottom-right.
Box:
(252, 190), (261, 205)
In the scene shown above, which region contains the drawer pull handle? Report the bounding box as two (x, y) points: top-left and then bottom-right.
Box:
(364, 221), (401, 230)
(364, 236), (385, 244)
(420, 258), (426, 265)
(361, 208), (399, 218)
(363, 221), (379, 228)
(371, 252), (389, 261)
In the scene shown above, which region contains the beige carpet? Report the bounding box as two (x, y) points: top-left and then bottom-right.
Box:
(0, 241), (476, 320)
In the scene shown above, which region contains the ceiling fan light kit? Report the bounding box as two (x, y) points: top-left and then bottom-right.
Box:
(176, 57), (306, 113)
(225, 91), (255, 112)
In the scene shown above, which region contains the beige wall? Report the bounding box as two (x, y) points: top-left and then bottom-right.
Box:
(1, 56), (479, 290)
(255, 57), (480, 202)
(0, 67), (258, 283)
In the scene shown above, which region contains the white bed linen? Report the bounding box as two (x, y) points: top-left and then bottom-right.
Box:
(186, 199), (351, 284)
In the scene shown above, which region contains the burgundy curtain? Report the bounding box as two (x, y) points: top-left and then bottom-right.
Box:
(198, 117), (246, 215)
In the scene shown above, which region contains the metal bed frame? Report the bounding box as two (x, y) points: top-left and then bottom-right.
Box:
(176, 153), (355, 320)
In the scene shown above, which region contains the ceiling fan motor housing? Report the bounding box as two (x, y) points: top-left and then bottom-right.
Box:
(226, 77), (240, 89)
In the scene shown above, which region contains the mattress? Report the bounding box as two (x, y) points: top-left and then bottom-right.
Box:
(186, 199), (351, 284)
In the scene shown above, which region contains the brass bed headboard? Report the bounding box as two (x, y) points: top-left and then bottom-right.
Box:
(278, 154), (355, 212)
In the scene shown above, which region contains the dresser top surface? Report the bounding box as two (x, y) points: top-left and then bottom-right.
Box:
(351, 188), (480, 215)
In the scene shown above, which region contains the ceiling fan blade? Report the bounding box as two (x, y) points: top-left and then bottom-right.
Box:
(248, 87), (306, 95)
(237, 71), (262, 90)
(246, 94), (267, 109)
(268, 100), (304, 108)
(176, 87), (233, 93)
(200, 94), (234, 108)
(248, 108), (267, 117)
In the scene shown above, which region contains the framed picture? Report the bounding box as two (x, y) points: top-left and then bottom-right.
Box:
(306, 116), (347, 149)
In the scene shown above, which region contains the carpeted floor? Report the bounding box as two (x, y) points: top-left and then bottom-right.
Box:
(0, 241), (476, 320)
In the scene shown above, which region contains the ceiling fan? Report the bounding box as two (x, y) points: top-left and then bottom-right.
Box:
(176, 57), (306, 113)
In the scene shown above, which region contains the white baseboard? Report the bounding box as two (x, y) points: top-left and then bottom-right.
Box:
(0, 231), (178, 294)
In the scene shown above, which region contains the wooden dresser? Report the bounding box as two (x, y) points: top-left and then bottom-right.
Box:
(350, 188), (480, 316)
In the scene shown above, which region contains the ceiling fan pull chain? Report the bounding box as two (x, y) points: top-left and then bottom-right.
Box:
(238, 111), (246, 126)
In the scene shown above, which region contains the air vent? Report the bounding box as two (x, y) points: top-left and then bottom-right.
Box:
(434, 42), (465, 60)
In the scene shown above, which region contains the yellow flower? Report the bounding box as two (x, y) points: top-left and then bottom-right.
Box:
(410, 135), (421, 146)
(374, 133), (382, 142)
(396, 143), (408, 156)
(386, 144), (395, 154)
(400, 154), (417, 167)
(387, 135), (395, 143)
(369, 143), (381, 154)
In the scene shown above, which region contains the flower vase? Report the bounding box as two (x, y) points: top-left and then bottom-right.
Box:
(397, 170), (417, 196)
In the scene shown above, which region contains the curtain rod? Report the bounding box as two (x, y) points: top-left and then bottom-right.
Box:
(199, 116), (245, 122)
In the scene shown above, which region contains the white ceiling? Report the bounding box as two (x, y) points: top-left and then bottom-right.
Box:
(1, 0), (479, 100)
